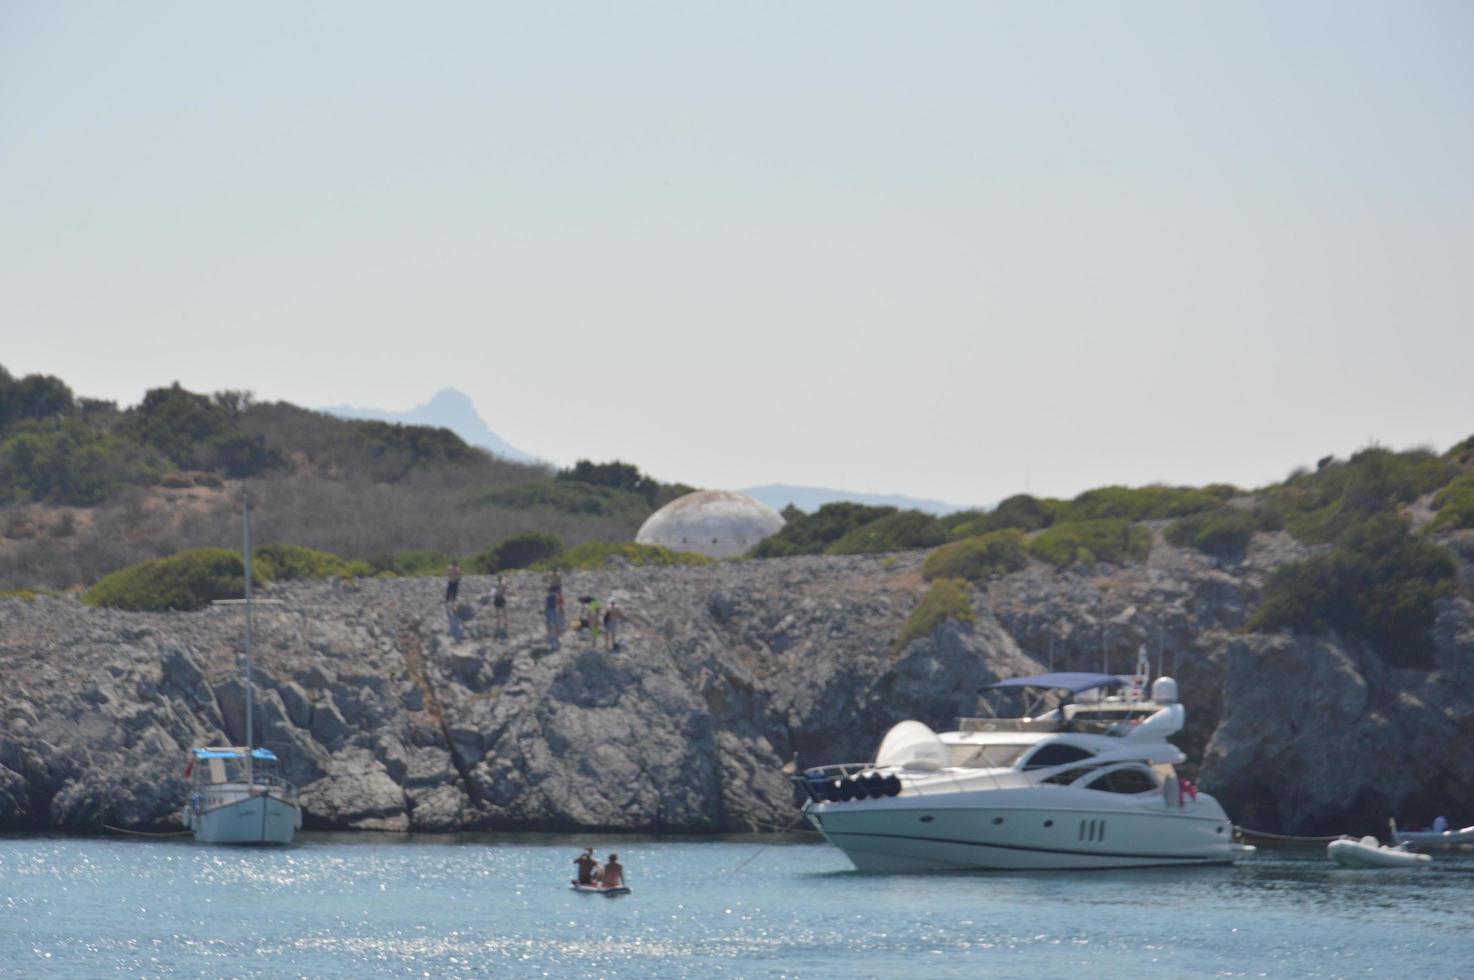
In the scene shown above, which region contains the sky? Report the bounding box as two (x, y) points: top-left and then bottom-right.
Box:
(2, 1), (1471, 506)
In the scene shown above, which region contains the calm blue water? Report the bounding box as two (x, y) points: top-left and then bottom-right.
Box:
(2, 833), (1470, 978)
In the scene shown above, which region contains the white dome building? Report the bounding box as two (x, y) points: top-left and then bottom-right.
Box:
(636, 490), (785, 559)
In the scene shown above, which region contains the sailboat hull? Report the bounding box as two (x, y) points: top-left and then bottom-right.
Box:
(189, 785), (300, 845)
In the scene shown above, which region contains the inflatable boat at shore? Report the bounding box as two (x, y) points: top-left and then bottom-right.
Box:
(1327, 836), (1431, 869)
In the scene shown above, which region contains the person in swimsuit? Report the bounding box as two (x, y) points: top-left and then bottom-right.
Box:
(572, 847), (599, 885)
(600, 853), (624, 889)
(445, 563), (461, 604)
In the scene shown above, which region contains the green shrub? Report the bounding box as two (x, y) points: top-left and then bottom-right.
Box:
(0, 368), (76, 432)
(1430, 473), (1474, 532)
(1061, 484), (1234, 523)
(83, 547), (270, 611)
(470, 531), (563, 573)
(1027, 519), (1152, 567)
(922, 530), (1028, 582)
(128, 383), (231, 466)
(1164, 507), (1262, 560)
(351, 419), (472, 467)
(367, 549), (456, 577)
(0, 418), (164, 505)
(196, 433), (285, 478)
(942, 495), (1061, 538)
(476, 481), (649, 517)
(825, 510), (948, 555)
(749, 502), (897, 558)
(253, 543), (372, 581)
(0, 588), (62, 601)
(1249, 514), (1456, 666)
(532, 541), (711, 571)
(1266, 447), (1455, 544)
(938, 508), (991, 539)
(897, 578), (975, 649)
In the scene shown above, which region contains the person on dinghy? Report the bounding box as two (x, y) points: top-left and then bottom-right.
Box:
(573, 847), (599, 885)
(600, 853), (624, 889)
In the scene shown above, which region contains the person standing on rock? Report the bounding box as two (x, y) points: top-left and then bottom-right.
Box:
(544, 585), (562, 650)
(492, 575), (509, 635)
(445, 562), (462, 605)
(579, 596), (601, 645)
(603, 599), (624, 652)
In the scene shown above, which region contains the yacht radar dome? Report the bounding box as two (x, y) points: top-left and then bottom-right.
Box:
(1151, 677), (1179, 704)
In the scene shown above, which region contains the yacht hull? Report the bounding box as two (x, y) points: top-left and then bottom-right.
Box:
(188, 786), (300, 845)
(808, 792), (1240, 871)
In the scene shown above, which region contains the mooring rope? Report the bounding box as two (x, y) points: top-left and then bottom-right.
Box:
(1233, 824), (1340, 843)
(102, 824), (192, 838)
(730, 812), (811, 873)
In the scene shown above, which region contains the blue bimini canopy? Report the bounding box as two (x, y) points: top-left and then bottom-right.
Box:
(988, 672), (1125, 695)
(192, 747), (278, 761)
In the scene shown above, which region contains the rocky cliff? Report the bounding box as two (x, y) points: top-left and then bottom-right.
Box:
(2, 535), (1471, 836)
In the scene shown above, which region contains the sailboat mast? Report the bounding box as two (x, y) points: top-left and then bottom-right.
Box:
(243, 491), (254, 786)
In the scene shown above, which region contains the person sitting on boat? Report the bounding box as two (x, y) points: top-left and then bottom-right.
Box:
(573, 847), (599, 885)
(600, 853), (624, 889)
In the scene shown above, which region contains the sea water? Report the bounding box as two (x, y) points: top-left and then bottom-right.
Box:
(2, 833), (1470, 978)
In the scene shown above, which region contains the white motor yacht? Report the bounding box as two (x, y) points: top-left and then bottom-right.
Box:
(794, 671), (1252, 871)
(184, 746), (301, 844)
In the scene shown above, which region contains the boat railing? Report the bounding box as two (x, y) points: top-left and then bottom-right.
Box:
(193, 770), (297, 794)
(955, 717), (1060, 733)
(794, 762), (974, 803)
(955, 714), (1141, 737)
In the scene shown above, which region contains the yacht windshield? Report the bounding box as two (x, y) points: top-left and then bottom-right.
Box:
(948, 743), (1031, 768)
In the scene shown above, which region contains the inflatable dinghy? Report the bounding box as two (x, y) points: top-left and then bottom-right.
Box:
(571, 883), (632, 897)
(1328, 836), (1431, 869)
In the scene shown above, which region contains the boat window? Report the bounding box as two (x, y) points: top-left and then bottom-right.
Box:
(1021, 743), (1095, 770)
(1085, 767), (1158, 794)
(948, 743), (1031, 768)
(1042, 766), (1098, 786)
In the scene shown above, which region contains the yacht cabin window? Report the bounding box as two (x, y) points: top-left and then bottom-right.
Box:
(1084, 767), (1159, 794)
(1042, 766), (1097, 786)
(948, 743), (1031, 769)
(1021, 743), (1095, 770)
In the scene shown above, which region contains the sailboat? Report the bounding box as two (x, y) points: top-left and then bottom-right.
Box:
(182, 492), (302, 844)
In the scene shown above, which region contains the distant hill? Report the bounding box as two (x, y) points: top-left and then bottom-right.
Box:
(741, 484), (975, 516)
(324, 389), (538, 464)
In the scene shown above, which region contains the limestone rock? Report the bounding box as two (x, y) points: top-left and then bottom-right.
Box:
(0, 550), (1470, 835)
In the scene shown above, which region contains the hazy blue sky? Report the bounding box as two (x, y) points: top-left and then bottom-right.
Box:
(3, 1), (1471, 505)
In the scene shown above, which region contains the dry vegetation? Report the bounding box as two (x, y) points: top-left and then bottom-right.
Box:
(0, 382), (654, 590)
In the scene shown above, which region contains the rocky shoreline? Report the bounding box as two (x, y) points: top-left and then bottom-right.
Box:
(2, 536), (1471, 836)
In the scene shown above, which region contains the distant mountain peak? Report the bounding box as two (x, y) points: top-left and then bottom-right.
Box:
(323, 389), (539, 465)
(426, 388), (472, 409)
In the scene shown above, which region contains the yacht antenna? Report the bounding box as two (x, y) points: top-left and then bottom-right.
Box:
(243, 490), (254, 788)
